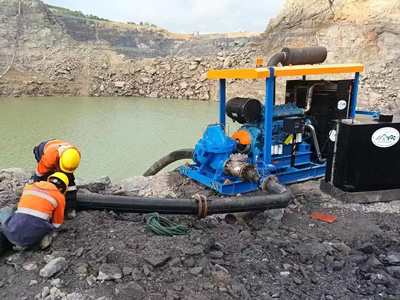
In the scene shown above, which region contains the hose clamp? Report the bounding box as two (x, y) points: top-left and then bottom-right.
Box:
(193, 194), (209, 218)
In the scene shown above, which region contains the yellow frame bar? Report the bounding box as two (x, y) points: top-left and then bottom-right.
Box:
(274, 63), (364, 77)
(207, 67), (270, 79)
(207, 63), (364, 79)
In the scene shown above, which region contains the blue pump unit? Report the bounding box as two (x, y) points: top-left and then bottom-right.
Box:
(180, 102), (325, 194)
(179, 60), (363, 195)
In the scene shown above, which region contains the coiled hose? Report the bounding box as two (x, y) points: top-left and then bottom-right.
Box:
(146, 212), (189, 236)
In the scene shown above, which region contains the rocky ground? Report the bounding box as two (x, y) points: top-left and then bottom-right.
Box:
(1, 168), (400, 300)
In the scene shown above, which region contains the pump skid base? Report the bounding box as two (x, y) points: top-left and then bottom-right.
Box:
(275, 164), (326, 185)
(320, 181), (400, 204)
(179, 165), (259, 195)
(180, 163), (326, 195)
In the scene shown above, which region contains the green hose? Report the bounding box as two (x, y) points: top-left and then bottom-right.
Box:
(146, 212), (190, 236)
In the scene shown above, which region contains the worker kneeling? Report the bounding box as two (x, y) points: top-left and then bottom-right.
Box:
(0, 173), (68, 253)
(33, 139), (81, 208)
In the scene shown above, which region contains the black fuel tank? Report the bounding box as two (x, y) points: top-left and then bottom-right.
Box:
(326, 118), (400, 192)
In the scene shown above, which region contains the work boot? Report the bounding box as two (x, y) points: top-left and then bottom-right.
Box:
(13, 245), (28, 251)
(65, 197), (77, 220)
(0, 232), (12, 255)
(66, 209), (77, 220)
(40, 232), (58, 249)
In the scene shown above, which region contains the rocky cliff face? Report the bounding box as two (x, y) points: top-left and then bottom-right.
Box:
(0, 0), (399, 111)
(0, 0), (259, 100)
(54, 13), (252, 59)
(251, 0), (400, 110)
(0, 0), (92, 96)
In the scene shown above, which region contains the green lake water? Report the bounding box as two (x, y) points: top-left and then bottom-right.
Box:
(0, 97), (239, 181)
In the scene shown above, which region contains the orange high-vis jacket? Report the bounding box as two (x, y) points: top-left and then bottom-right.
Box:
(17, 182), (66, 228)
(36, 139), (80, 177)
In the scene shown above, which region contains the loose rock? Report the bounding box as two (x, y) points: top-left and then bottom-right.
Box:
(357, 241), (374, 254)
(385, 254), (400, 265)
(97, 264), (122, 281)
(39, 257), (68, 278)
(122, 266), (133, 276)
(115, 282), (145, 299)
(189, 267), (203, 275)
(143, 254), (171, 268)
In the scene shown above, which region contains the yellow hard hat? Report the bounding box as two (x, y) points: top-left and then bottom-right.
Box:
(59, 148), (80, 173)
(48, 172), (69, 194)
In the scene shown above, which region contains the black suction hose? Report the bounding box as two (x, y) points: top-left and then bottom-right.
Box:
(75, 177), (293, 216)
(143, 148), (194, 176)
(76, 193), (198, 214)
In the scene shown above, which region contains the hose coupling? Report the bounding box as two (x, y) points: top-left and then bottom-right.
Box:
(261, 175), (287, 194)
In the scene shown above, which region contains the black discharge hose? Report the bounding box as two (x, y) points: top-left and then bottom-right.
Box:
(75, 177), (293, 216)
(143, 148), (195, 176)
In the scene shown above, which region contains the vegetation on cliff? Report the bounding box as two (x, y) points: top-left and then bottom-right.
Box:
(46, 4), (111, 22)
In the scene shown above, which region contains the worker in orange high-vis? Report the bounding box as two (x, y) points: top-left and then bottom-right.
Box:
(33, 139), (81, 208)
(0, 173), (68, 252)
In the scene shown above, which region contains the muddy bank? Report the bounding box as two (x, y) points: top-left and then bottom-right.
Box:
(1, 168), (400, 300)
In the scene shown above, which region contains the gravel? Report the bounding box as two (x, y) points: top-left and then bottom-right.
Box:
(1, 169), (400, 299)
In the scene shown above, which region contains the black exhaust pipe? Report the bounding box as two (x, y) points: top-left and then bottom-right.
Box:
(267, 46), (327, 67)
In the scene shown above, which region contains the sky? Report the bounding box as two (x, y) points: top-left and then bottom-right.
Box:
(43, 0), (286, 34)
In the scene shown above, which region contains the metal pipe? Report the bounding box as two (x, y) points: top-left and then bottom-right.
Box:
(143, 149), (194, 176)
(305, 124), (327, 163)
(266, 52), (286, 67)
(219, 79), (226, 129)
(304, 82), (328, 113)
(281, 46), (327, 66)
(330, 122), (340, 183)
(350, 72), (359, 119)
(76, 177), (292, 216)
(304, 83), (318, 113)
(264, 71), (275, 165)
(223, 154), (248, 178)
(224, 154), (262, 185)
(241, 165), (262, 185)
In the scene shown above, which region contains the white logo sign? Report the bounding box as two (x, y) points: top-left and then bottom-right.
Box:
(329, 130), (336, 142)
(337, 100), (347, 110)
(371, 127), (400, 148)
